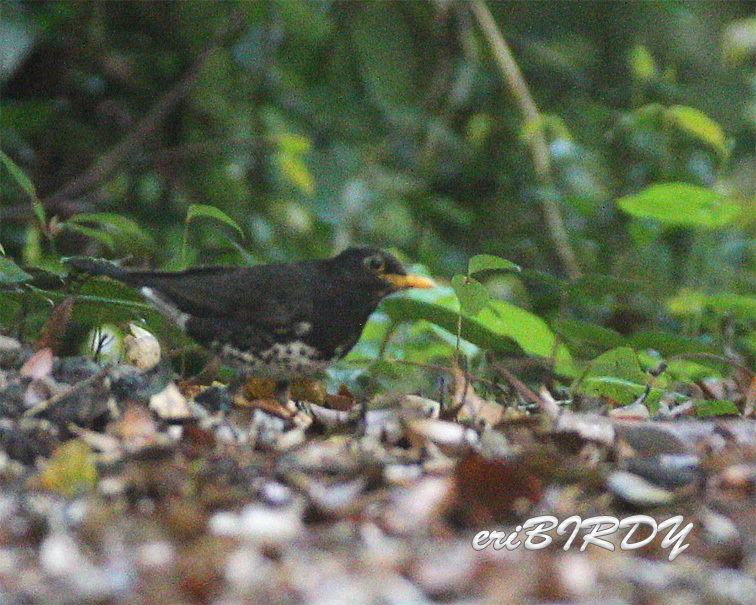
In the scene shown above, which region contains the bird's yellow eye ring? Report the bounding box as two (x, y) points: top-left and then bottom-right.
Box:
(363, 255), (385, 272)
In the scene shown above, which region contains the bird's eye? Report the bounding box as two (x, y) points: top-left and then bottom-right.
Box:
(363, 255), (385, 272)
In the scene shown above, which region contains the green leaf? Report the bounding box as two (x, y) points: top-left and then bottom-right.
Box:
(582, 347), (646, 381)
(574, 347), (652, 406)
(451, 275), (489, 315)
(68, 212), (149, 236)
(695, 399), (740, 418)
(186, 204), (244, 237)
(64, 223), (116, 251)
(554, 319), (626, 352)
(483, 300), (574, 374)
(388, 292), (575, 375)
(0, 255), (31, 284)
(0, 150), (45, 226)
(628, 44), (657, 81)
(628, 332), (720, 357)
(381, 296), (522, 357)
(617, 183), (739, 229)
(0, 149), (37, 199)
(579, 376), (663, 409)
(468, 254), (521, 276)
(664, 105), (729, 158)
(667, 290), (756, 321)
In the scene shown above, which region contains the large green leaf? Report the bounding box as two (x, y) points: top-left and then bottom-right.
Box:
(554, 319), (626, 354)
(383, 294), (576, 376)
(574, 346), (657, 406)
(617, 183), (739, 229)
(481, 301), (575, 375)
(381, 296), (521, 357)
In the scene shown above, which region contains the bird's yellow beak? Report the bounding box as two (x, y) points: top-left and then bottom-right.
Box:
(383, 273), (436, 290)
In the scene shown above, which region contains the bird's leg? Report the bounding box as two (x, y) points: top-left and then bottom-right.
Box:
(274, 380), (292, 407)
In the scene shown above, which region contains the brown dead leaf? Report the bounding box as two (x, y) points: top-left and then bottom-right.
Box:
(20, 347), (54, 379)
(36, 295), (74, 353)
(240, 377), (326, 403)
(452, 451), (542, 524)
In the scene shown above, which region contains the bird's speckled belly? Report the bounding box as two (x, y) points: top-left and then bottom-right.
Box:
(212, 340), (335, 379)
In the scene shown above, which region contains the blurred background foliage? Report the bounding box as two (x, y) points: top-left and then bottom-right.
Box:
(1, 0), (755, 399)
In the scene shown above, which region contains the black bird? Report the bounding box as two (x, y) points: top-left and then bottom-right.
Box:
(65, 247), (434, 403)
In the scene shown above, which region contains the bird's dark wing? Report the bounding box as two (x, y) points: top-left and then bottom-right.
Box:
(121, 263), (317, 332)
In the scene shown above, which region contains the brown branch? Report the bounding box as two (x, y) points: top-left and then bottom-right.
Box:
(487, 357), (561, 419)
(24, 366), (110, 418)
(469, 0), (581, 279)
(43, 13), (243, 209)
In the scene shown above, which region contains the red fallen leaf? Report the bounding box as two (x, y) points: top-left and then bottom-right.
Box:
(323, 392), (356, 411)
(20, 347), (54, 379)
(36, 294), (75, 353)
(182, 423), (217, 450)
(452, 451), (542, 525)
(320, 384), (357, 411)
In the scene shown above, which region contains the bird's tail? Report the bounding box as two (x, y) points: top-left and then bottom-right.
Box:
(64, 257), (130, 281)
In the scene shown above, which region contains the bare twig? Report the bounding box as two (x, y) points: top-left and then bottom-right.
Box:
(24, 366), (110, 418)
(44, 13), (243, 209)
(487, 357), (561, 419)
(469, 0), (581, 279)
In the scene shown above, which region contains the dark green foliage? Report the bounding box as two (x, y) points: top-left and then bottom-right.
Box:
(1, 1), (754, 407)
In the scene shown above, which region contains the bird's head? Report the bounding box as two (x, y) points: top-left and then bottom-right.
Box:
(329, 247), (435, 297)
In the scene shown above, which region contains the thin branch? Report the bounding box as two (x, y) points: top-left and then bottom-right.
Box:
(24, 366), (110, 418)
(487, 357), (561, 419)
(44, 13), (243, 209)
(469, 0), (581, 279)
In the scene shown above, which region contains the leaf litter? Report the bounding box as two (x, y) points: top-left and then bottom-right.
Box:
(0, 336), (755, 604)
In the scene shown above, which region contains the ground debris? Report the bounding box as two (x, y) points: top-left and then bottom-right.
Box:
(0, 342), (755, 603)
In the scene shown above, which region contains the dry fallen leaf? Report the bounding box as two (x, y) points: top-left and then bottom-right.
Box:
(452, 451), (542, 524)
(20, 347), (54, 379)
